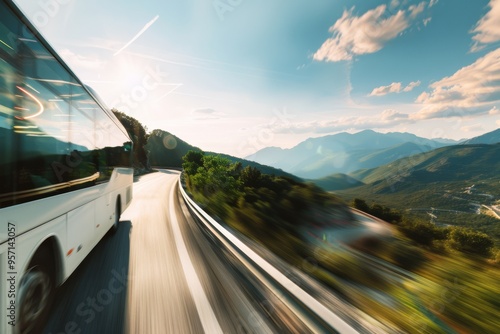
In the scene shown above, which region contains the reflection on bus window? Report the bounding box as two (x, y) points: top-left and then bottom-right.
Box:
(0, 1), (132, 208)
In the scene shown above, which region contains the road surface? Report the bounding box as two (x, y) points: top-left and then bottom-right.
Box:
(42, 170), (314, 334)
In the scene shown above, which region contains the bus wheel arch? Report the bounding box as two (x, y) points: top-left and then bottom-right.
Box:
(111, 195), (122, 233)
(18, 239), (58, 334)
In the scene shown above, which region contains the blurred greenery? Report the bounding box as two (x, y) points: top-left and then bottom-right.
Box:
(183, 151), (500, 333)
(415, 255), (500, 333)
(338, 181), (500, 247)
(352, 198), (497, 258)
(182, 151), (353, 248)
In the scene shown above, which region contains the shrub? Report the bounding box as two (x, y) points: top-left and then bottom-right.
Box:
(388, 242), (426, 271)
(398, 219), (439, 246)
(448, 227), (494, 257)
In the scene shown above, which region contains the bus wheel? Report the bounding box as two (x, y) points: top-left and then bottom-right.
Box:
(18, 251), (54, 334)
(111, 198), (121, 234)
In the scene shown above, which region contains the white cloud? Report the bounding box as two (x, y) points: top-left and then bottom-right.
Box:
(369, 80), (420, 96)
(59, 49), (103, 69)
(313, 5), (410, 62)
(192, 108), (225, 120)
(314, 2), (433, 62)
(489, 106), (500, 114)
(461, 124), (484, 132)
(429, 0), (439, 8)
(268, 110), (412, 134)
(381, 109), (409, 120)
(471, 0), (500, 52)
(370, 82), (402, 96)
(390, 0), (400, 10)
(423, 17), (432, 26)
(403, 80), (421, 92)
(409, 2), (426, 19)
(414, 48), (500, 119)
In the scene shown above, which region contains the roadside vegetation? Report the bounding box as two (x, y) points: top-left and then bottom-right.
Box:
(352, 198), (497, 259)
(337, 180), (500, 247)
(182, 150), (500, 333)
(348, 198), (500, 332)
(182, 150), (353, 260)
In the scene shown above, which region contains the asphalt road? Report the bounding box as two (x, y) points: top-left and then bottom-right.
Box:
(42, 170), (312, 334)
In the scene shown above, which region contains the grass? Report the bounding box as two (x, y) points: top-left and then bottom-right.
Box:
(414, 254), (500, 333)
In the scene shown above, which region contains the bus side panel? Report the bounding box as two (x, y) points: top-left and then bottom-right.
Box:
(65, 201), (95, 277)
(114, 168), (134, 213)
(94, 189), (113, 243)
(0, 189), (99, 245)
(93, 168), (133, 244)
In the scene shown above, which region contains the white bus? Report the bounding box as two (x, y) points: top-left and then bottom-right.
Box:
(0, 1), (134, 333)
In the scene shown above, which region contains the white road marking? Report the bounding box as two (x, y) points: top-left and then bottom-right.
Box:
(169, 180), (223, 334)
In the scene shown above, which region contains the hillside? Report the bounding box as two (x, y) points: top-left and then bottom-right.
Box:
(350, 143), (500, 186)
(146, 129), (300, 180)
(310, 173), (364, 191)
(333, 143), (500, 244)
(146, 129), (202, 167)
(245, 130), (454, 179)
(461, 128), (500, 145)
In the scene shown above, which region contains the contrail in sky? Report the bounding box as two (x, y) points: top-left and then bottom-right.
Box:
(113, 15), (159, 56)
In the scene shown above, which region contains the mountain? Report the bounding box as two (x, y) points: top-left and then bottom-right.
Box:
(461, 128), (500, 145)
(349, 143), (500, 187)
(147, 129), (202, 167)
(246, 130), (452, 179)
(146, 129), (300, 180)
(432, 137), (462, 145)
(311, 173), (364, 191)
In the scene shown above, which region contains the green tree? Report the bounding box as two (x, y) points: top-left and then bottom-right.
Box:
(182, 150), (204, 176)
(398, 219), (440, 246)
(112, 109), (149, 169)
(239, 166), (262, 188)
(353, 198), (370, 212)
(448, 227), (494, 257)
(188, 155), (241, 211)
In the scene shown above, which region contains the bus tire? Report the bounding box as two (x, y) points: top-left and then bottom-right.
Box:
(111, 197), (121, 234)
(18, 247), (55, 334)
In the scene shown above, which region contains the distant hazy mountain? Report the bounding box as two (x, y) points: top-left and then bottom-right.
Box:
(246, 130), (452, 179)
(432, 138), (462, 145)
(461, 128), (500, 145)
(147, 129), (300, 180)
(311, 173), (364, 191)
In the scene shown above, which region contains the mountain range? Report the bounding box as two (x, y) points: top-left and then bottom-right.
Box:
(245, 130), (460, 179)
(245, 129), (500, 179)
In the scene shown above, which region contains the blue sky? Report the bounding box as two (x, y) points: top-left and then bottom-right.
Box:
(14, 0), (500, 157)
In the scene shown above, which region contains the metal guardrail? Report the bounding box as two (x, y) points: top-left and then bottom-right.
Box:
(178, 177), (359, 334)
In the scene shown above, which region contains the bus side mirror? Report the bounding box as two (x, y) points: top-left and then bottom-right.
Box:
(123, 142), (132, 152)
